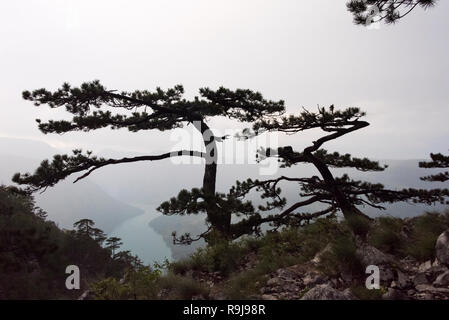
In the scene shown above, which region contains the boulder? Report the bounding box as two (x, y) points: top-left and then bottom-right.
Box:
(342, 288), (358, 300)
(378, 265), (395, 285)
(436, 231), (449, 266)
(397, 270), (412, 289)
(302, 273), (328, 287)
(415, 292), (434, 300)
(356, 244), (395, 267)
(433, 271), (449, 288)
(415, 284), (449, 294)
(425, 265), (448, 283)
(418, 260), (432, 273)
(300, 284), (351, 300)
(266, 277), (282, 287)
(412, 273), (430, 287)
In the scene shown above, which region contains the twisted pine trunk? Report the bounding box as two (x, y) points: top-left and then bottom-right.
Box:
(305, 152), (369, 221)
(196, 121), (231, 240)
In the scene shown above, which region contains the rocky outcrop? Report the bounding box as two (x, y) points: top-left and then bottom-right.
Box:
(436, 231), (449, 267)
(260, 264), (330, 300)
(356, 243), (395, 266)
(190, 229), (449, 301)
(259, 230), (449, 300)
(434, 271), (449, 287)
(301, 284), (353, 300)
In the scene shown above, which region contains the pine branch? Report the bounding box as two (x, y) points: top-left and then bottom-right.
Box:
(13, 150), (205, 192)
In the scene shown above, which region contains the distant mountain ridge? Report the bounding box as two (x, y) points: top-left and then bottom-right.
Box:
(1, 136), (447, 257)
(0, 137), (143, 232)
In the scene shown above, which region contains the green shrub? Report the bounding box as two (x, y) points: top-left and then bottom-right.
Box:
(224, 269), (264, 300)
(368, 216), (404, 255)
(319, 234), (363, 277)
(91, 265), (161, 300)
(157, 273), (209, 299)
(406, 212), (449, 261)
(351, 286), (386, 300)
(91, 278), (132, 300)
(345, 214), (372, 237)
(170, 240), (248, 276)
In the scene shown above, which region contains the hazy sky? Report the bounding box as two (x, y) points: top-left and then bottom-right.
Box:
(0, 0), (448, 159)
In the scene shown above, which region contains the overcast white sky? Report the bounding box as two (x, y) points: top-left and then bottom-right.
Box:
(0, 0), (448, 159)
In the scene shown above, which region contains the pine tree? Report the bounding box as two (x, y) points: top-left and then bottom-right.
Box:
(346, 0), (437, 25)
(420, 152), (449, 182)
(91, 227), (107, 245)
(160, 106), (449, 242)
(12, 81), (285, 238)
(105, 237), (123, 257)
(73, 218), (96, 238)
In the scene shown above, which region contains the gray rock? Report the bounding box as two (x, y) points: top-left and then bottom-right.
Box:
(425, 265), (448, 282)
(415, 284), (449, 294)
(300, 284), (351, 300)
(436, 231), (449, 267)
(432, 259), (441, 267)
(78, 290), (91, 300)
(356, 244), (395, 266)
(261, 294), (278, 300)
(266, 277), (282, 287)
(303, 273), (327, 287)
(379, 266), (395, 285)
(418, 260), (432, 273)
(407, 289), (416, 296)
(342, 288), (358, 300)
(413, 273), (429, 287)
(397, 271), (411, 289)
(433, 271), (449, 288)
(415, 292), (434, 300)
(311, 244), (332, 265)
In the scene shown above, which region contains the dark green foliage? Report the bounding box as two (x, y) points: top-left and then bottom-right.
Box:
(308, 149), (387, 172)
(164, 211), (449, 299)
(0, 186), (135, 299)
(156, 274), (209, 300)
(218, 105), (449, 242)
(224, 269), (264, 300)
(21, 81), (284, 134)
(171, 217), (342, 280)
(91, 265), (162, 300)
(420, 152), (449, 182)
(346, 0), (437, 25)
(319, 234), (363, 277)
(105, 237), (123, 257)
(368, 216), (405, 255)
(351, 286), (386, 300)
(170, 240), (248, 276)
(405, 212), (449, 261)
(15, 81), (285, 243)
(364, 211), (449, 261)
(345, 213), (372, 238)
